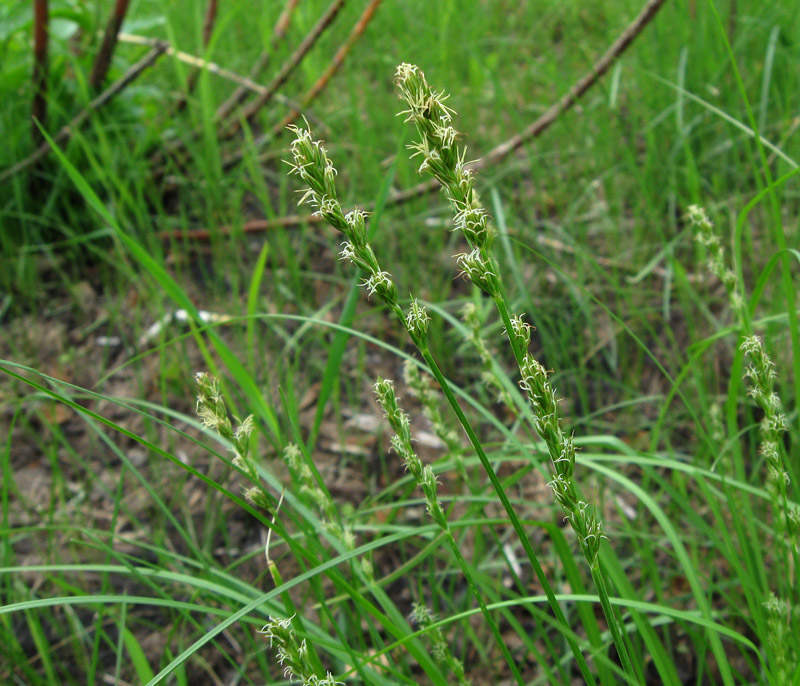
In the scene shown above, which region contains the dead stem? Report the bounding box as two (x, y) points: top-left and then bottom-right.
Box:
(89, 0), (132, 89)
(215, 0), (302, 122)
(152, 0), (346, 178)
(222, 0), (384, 171)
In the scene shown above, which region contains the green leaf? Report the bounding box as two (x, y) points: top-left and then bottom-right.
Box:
(122, 626), (156, 684)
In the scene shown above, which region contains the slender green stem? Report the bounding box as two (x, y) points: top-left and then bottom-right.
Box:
(591, 565), (639, 681)
(440, 519), (525, 686)
(417, 341), (598, 686)
(495, 277), (639, 681)
(493, 293), (525, 367)
(374, 375), (524, 683)
(286, 115), (601, 683)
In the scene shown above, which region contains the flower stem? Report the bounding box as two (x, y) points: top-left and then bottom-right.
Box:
(416, 342), (598, 686)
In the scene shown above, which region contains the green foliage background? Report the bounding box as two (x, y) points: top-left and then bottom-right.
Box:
(1, 1), (798, 684)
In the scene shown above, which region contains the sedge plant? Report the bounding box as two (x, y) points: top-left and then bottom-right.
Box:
(189, 63), (799, 686)
(688, 205), (799, 682)
(286, 63), (641, 684)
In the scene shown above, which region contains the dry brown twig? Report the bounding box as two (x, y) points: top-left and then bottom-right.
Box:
(269, 0), (384, 132)
(165, 0), (669, 240)
(114, 34), (329, 131)
(215, 0), (302, 122)
(1, 43), (168, 183)
(221, 0), (384, 171)
(89, 0), (132, 89)
(175, 0), (220, 110)
(117, 34), (269, 92)
(152, 0), (346, 176)
(201, 0), (220, 46)
(156, 214), (690, 283)
(225, 0), (348, 136)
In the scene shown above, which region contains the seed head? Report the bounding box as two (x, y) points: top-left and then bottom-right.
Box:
(406, 298), (430, 340)
(455, 248), (500, 296)
(363, 270), (398, 306)
(344, 209), (369, 248)
(506, 314), (532, 351)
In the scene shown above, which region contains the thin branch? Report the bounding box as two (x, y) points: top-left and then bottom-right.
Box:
(177, 0), (220, 110)
(156, 214), (693, 282)
(222, 0), (383, 170)
(388, 0), (671, 206)
(89, 0), (132, 89)
(115, 33), (327, 129)
(167, 0), (668, 237)
(158, 215), (320, 241)
(1, 43), (168, 182)
(225, 0), (347, 135)
(271, 0), (383, 131)
(215, 0), (302, 122)
(152, 0), (341, 176)
(32, 0), (49, 146)
(482, 0), (669, 168)
(202, 0), (220, 45)
(119, 33), (264, 89)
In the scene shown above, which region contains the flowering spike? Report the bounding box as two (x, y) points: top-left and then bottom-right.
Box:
(406, 298), (431, 340)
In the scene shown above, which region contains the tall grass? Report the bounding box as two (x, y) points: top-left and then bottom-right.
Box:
(2, 1), (799, 684)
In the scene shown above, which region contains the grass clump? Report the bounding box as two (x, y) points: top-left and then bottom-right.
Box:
(280, 62), (643, 684)
(259, 62), (798, 685)
(689, 205), (798, 683)
(122, 60), (794, 686)
(4, 4), (800, 682)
